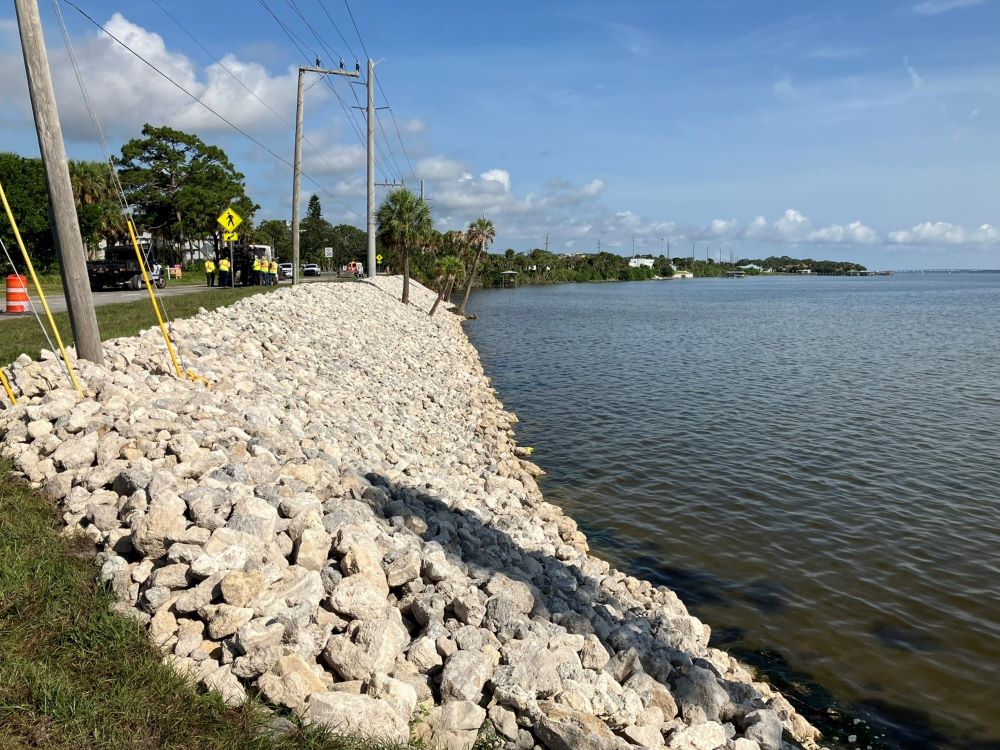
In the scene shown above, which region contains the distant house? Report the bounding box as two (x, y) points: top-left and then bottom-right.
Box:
(628, 257), (655, 268)
(672, 270), (694, 279)
(738, 263), (763, 272)
(796, 268), (812, 274)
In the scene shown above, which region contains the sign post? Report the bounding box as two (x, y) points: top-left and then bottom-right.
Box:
(217, 209), (242, 288)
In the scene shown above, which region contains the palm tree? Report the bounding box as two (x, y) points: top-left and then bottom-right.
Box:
(70, 160), (126, 257)
(376, 189), (432, 304)
(457, 217), (496, 315)
(429, 255), (465, 316)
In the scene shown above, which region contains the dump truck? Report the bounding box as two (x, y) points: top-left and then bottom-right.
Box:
(87, 246), (165, 291)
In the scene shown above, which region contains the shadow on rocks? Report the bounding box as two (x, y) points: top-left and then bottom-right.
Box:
(354, 470), (810, 749)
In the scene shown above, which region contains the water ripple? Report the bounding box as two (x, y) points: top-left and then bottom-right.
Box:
(467, 275), (1000, 749)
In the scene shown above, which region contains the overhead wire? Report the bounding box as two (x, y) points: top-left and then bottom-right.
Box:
(281, 0), (402, 183)
(255, 0), (391, 183)
(62, 0), (357, 214)
(342, 0), (417, 183)
(54, 0), (188, 378)
(148, 0), (359, 192)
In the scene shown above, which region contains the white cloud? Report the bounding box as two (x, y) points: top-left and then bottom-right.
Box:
(480, 169), (511, 193)
(808, 221), (878, 244)
(888, 222), (1000, 244)
(912, 0), (988, 15)
(399, 118), (426, 135)
(415, 156), (466, 181)
(34, 13), (306, 140)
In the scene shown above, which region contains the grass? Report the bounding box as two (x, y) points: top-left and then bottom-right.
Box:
(0, 459), (431, 750)
(0, 285), (277, 368)
(25, 272), (206, 296)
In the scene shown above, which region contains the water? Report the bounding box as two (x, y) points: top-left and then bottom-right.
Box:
(464, 275), (1000, 750)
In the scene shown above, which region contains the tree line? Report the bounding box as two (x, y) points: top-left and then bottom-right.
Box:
(471, 249), (867, 285)
(0, 122), (498, 316)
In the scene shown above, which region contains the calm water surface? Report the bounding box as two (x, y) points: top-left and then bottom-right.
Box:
(465, 275), (1000, 750)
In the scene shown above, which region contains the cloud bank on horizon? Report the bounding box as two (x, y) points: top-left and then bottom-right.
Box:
(0, 2), (998, 268)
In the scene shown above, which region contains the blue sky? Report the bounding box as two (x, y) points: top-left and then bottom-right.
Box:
(2, 0), (999, 268)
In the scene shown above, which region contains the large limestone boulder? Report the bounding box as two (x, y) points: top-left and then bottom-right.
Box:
(305, 691), (409, 744)
(536, 701), (628, 750)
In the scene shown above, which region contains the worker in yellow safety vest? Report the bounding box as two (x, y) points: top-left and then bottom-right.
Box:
(218, 256), (231, 287)
(204, 257), (216, 287)
(251, 256), (261, 286)
(270, 258), (278, 285)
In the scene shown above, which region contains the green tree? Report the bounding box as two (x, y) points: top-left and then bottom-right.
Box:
(376, 188), (432, 304)
(116, 124), (258, 262)
(429, 254), (464, 316)
(70, 160), (127, 257)
(458, 217), (496, 315)
(256, 219), (292, 261)
(0, 152), (54, 269)
(300, 194), (331, 265)
(329, 223), (367, 268)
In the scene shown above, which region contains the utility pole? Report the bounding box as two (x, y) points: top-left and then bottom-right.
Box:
(15, 0), (102, 364)
(291, 62), (359, 286)
(544, 234), (549, 253)
(419, 179), (424, 201)
(597, 239), (602, 253)
(632, 234), (636, 256)
(366, 58), (376, 279)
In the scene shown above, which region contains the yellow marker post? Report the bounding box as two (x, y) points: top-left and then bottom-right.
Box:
(0, 181), (83, 395)
(126, 219), (183, 379)
(0, 368), (16, 406)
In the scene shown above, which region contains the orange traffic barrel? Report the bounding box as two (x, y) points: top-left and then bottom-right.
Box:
(5, 274), (28, 314)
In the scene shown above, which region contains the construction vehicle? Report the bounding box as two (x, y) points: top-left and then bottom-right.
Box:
(87, 245), (165, 291)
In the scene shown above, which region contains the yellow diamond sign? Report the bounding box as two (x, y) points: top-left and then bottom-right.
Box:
(223, 232), (238, 242)
(217, 208), (243, 231)
(376, 254), (383, 263)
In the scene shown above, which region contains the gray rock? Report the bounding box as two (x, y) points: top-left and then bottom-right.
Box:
(413, 701), (487, 750)
(536, 700), (624, 750)
(666, 721), (728, 750)
(305, 691), (409, 744)
(440, 649), (492, 703)
(672, 666), (732, 723)
(743, 709), (783, 750)
(328, 573), (389, 620)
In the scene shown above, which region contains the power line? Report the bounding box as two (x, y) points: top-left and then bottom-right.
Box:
(149, 0), (357, 190)
(283, 0), (403, 182)
(255, 0), (393, 182)
(343, 0), (417, 181)
(62, 0), (357, 213)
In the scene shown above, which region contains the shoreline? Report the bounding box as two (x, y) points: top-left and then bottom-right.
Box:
(0, 277), (827, 749)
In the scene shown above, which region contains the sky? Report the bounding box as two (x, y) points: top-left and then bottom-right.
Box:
(1, 0), (999, 269)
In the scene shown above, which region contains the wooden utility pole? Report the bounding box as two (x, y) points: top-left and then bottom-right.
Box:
(14, 0), (102, 363)
(291, 63), (359, 285)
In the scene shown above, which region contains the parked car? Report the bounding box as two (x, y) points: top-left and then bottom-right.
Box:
(278, 262), (293, 279)
(302, 264), (321, 276)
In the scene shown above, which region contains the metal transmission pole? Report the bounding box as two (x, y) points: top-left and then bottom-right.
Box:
(14, 0), (102, 364)
(291, 63), (359, 286)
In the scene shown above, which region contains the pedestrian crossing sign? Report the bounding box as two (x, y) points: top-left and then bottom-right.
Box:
(217, 208), (243, 231)
(223, 232), (238, 242)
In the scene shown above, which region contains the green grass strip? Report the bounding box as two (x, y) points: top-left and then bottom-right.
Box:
(0, 459), (423, 750)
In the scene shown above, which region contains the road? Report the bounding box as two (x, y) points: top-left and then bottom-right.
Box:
(1, 275), (351, 318)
